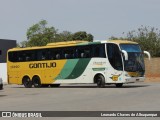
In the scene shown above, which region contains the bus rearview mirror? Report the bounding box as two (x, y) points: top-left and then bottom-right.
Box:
(144, 51), (151, 60)
(121, 50), (128, 61)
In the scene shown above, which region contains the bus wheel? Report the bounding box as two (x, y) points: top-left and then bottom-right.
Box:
(22, 76), (32, 88)
(32, 76), (41, 88)
(96, 74), (105, 88)
(50, 84), (60, 87)
(116, 83), (123, 88)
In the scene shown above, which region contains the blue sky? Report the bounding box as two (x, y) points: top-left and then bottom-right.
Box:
(0, 0), (160, 42)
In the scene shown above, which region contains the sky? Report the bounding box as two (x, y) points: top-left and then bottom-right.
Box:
(0, 0), (160, 43)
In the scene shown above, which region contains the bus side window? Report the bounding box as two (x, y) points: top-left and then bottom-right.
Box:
(37, 50), (47, 61)
(55, 49), (61, 60)
(18, 52), (25, 62)
(49, 49), (55, 60)
(84, 46), (91, 58)
(56, 53), (60, 59)
(77, 48), (84, 58)
(25, 51), (36, 61)
(63, 47), (75, 59)
(74, 48), (80, 58)
(77, 46), (91, 58)
(41, 52), (46, 60)
(8, 52), (18, 62)
(92, 44), (106, 58)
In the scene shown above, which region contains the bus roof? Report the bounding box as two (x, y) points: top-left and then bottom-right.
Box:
(106, 40), (138, 44)
(8, 40), (138, 52)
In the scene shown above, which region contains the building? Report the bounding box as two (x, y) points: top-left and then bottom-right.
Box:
(0, 39), (16, 63)
(0, 39), (16, 83)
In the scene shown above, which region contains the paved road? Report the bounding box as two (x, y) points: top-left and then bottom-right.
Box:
(0, 82), (160, 120)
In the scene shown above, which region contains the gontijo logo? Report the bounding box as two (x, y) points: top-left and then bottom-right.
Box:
(29, 62), (56, 68)
(110, 73), (122, 81)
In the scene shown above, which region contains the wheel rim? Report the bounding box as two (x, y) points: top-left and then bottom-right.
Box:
(23, 77), (32, 88)
(97, 77), (102, 86)
(34, 79), (39, 86)
(33, 77), (41, 87)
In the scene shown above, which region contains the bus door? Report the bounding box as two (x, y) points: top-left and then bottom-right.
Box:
(107, 43), (124, 82)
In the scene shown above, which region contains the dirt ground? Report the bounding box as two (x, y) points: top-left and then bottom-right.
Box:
(144, 58), (160, 82)
(145, 77), (160, 82)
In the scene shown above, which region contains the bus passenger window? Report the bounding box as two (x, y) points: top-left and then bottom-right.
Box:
(84, 47), (91, 58)
(37, 50), (48, 60)
(41, 53), (46, 60)
(9, 52), (19, 62)
(77, 46), (91, 58)
(81, 53), (84, 58)
(63, 47), (75, 59)
(56, 54), (60, 59)
(92, 44), (105, 58)
(49, 49), (55, 60)
(74, 49), (79, 58)
(64, 54), (68, 59)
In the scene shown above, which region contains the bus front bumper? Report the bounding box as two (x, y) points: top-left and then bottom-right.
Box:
(125, 77), (145, 83)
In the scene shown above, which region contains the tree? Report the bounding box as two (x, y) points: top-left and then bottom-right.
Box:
(18, 20), (94, 47)
(18, 41), (28, 48)
(56, 31), (73, 42)
(26, 20), (58, 46)
(72, 31), (93, 42)
(86, 34), (94, 42)
(127, 26), (160, 57)
(110, 26), (160, 57)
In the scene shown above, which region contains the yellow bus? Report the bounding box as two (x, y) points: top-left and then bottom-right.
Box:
(7, 40), (150, 88)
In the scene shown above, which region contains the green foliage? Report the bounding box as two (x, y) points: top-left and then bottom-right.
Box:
(56, 31), (73, 42)
(26, 20), (58, 47)
(110, 26), (160, 57)
(109, 36), (125, 40)
(72, 31), (93, 42)
(18, 41), (29, 48)
(86, 34), (94, 42)
(18, 20), (94, 47)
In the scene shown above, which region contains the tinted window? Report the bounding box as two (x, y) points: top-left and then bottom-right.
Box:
(9, 44), (105, 62)
(63, 47), (75, 59)
(107, 43), (123, 70)
(8, 52), (17, 62)
(76, 46), (91, 58)
(37, 49), (49, 61)
(120, 44), (141, 52)
(92, 44), (106, 58)
(8, 50), (36, 62)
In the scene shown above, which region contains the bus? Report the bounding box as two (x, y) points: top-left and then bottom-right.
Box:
(7, 40), (150, 88)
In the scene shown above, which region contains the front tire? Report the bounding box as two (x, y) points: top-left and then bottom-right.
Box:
(96, 74), (105, 88)
(32, 76), (41, 88)
(22, 76), (32, 88)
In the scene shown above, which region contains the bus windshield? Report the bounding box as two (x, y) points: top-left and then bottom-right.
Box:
(120, 44), (145, 75)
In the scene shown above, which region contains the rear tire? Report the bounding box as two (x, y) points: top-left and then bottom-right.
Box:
(96, 74), (105, 88)
(22, 76), (32, 88)
(50, 84), (60, 87)
(116, 83), (123, 88)
(32, 76), (41, 88)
